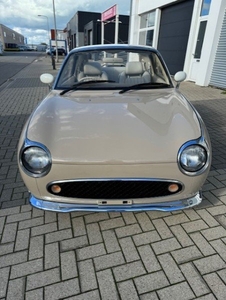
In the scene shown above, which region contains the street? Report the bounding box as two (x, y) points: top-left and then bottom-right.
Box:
(0, 53), (226, 299)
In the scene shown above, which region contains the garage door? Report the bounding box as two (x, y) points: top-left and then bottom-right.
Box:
(210, 9), (226, 89)
(157, 0), (194, 74)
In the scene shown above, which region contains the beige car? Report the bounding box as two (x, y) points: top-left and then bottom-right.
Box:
(18, 44), (211, 212)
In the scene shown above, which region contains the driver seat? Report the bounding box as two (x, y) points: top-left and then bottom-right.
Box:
(119, 61), (150, 84)
(78, 62), (108, 81)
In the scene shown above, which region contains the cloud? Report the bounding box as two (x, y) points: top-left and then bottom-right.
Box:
(0, 0), (130, 44)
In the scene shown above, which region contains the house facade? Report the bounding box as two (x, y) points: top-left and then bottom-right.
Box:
(0, 24), (25, 50)
(129, 0), (226, 88)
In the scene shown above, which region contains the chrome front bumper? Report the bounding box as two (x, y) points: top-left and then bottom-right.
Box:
(29, 192), (202, 213)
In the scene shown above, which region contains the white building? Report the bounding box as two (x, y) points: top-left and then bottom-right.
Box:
(129, 0), (226, 88)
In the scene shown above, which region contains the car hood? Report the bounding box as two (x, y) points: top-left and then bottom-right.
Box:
(27, 89), (201, 164)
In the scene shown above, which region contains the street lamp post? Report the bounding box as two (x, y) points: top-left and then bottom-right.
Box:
(52, 0), (58, 62)
(38, 14), (50, 49)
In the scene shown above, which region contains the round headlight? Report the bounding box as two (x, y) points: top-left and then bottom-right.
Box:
(21, 146), (51, 176)
(180, 145), (207, 172)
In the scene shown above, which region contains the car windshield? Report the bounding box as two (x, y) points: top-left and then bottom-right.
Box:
(55, 47), (172, 91)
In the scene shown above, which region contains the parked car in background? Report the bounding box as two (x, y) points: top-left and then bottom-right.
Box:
(18, 44), (211, 213)
(46, 47), (66, 56)
(17, 45), (32, 51)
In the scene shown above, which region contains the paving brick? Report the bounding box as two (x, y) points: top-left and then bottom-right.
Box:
(7, 277), (25, 300)
(31, 222), (57, 236)
(157, 282), (195, 300)
(57, 212), (71, 230)
(78, 259), (97, 292)
(180, 262), (210, 297)
(45, 228), (73, 244)
(204, 273), (226, 300)
(18, 216), (44, 230)
(182, 219), (209, 233)
(0, 250), (27, 268)
(1, 222), (17, 243)
(164, 213), (189, 226)
(0, 267), (10, 298)
(211, 187), (226, 197)
(45, 242), (59, 269)
(113, 261), (146, 282)
(215, 215), (226, 229)
(218, 268), (226, 284)
(135, 212), (154, 231)
(210, 240), (226, 261)
(134, 271), (169, 294)
(97, 269), (119, 300)
(190, 232), (215, 256)
(100, 217), (125, 231)
(29, 235), (44, 260)
(184, 209), (200, 221)
(158, 253), (184, 284)
(152, 218), (173, 239)
(119, 237), (140, 262)
(194, 294), (219, 300)
(10, 258), (43, 279)
(26, 268), (60, 291)
(94, 251), (125, 271)
(194, 254), (226, 275)
(72, 217), (86, 237)
(84, 212), (109, 224)
(196, 209), (219, 227)
(152, 237), (181, 255)
(6, 211), (31, 223)
(60, 236), (88, 252)
(102, 230), (121, 253)
(77, 243), (106, 261)
(207, 205), (226, 216)
(140, 245), (162, 276)
(44, 278), (80, 299)
(115, 224), (142, 238)
(201, 226), (226, 241)
(133, 231), (161, 246)
(25, 288), (44, 300)
(170, 225), (193, 247)
(122, 212), (137, 225)
(118, 280), (139, 300)
(109, 212), (121, 219)
(44, 211), (57, 224)
(0, 242), (14, 256)
(171, 245), (202, 264)
(0, 216), (5, 235)
(60, 251), (78, 280)
(140, 292), (159, 300)
(15, 228), (30, 251)
(87, 223), (103, 244)
(147, 211), (171, 219)
(66, 290), (100, 300)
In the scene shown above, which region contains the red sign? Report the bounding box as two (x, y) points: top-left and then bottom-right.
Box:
(101, 4), (117, 22)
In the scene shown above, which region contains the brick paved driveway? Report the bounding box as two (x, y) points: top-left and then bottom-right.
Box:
(0, 55), (226, 299)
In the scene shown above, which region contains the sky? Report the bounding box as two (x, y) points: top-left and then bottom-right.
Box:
(0, 0), (131, 45)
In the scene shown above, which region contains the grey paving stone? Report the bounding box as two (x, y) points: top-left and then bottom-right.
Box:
(6, 211), (31, 223)
(76, 243), (106, 261)
(44, 211), (57, 224)
(204, 273), (226, 300)
(190, 232), (216, 256)
(119, 236), (140, 262)
(133, 230), (161, 246)
(0, 250), (27, 268)
(87, 223), (103, 244)
(18, 216), (44, 230)
(140, 292), (159, 300)
(0, 242), (14, 256)
(45, 242), (59, 269)
(118, 280), (139, 300)
(15, 228), (30, 251)
(72, 217), (86, 237)
(66, 290), (100, 300)
(152, 237), (181, 255)
(44, 278), (80, 299)
(113, 261), (146, 282)
(138, 245), (161, 273)
(194, 254), (226, 274)
(134, 271), (169, 294)
(152, 218), (173, 239)
(218, 268), (226, 284)
(182, 219), (209, 233)
(31, 222), (57, 236)
(158, 253), (184, 284)
(201, 226), (226, 241)
(164, 213), (190, 226)
(115, 223), (142, 238)
(29, 235), (44, 260)
(45, 228), (73, 243)
(10, 258), (43, 279)
(170, 225), (193, 247)
(0, 216), (5, 235)
(184, 208), (200, 221)
(180, 262), (210, 297)
(60, 251), (78, 280)
(196, 209), (220, 227)
(1, 222), (17, 243)
(94, 251), (125, 271)
(78, 259), (97, 292)
(171, 245), (203, 264)
(100, 217), (125, 231)
(7, 277), (25, 300)
(57, 212), (71, 230)
(135, 212), (154, 231)
(207, 205), (226, 216)
(210, 239), (226, 261)
(26, 268), (60, 291)
(102, 229), (121, 253)
(0, 267), (10, 298)
(122, 212), (137, 225)
(97, 269), (119, 300)
(214, 215), (226, 229)
(84, 212), (109, 224)
(60, 236), (88, 252)
(157, 281), (195, 300)
(26, 288), (44, 300)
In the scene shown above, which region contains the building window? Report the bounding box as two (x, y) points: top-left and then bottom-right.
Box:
(12, 33), (15, 39)
(4, 32), (6, 37)
(139, 11), (155, 46)
(200, 0), (212, 16)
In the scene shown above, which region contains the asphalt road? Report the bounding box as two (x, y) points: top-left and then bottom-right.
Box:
(0, 51), (44, 87)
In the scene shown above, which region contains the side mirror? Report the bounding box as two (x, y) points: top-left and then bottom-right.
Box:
(40, 73), (54, 84)
(174, 71), (187, 88)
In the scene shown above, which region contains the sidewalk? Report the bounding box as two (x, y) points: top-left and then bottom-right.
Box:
(0, 54), (226, 300)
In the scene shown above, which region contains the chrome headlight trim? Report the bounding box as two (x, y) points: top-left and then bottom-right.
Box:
(178, 137), (211, 176)
(19, 139), (52, 178)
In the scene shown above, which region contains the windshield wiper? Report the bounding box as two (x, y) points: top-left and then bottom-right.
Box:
(60, 80), (115, 95)
(119, 82), (171, 94)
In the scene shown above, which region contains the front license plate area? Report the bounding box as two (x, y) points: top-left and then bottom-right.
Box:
(97, 200), (133, 206)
